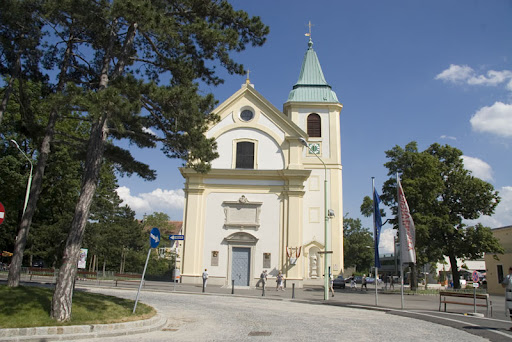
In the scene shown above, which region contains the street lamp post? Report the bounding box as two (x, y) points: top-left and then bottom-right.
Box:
(10, 140), (33, 214)
(299, 138), (330, 301)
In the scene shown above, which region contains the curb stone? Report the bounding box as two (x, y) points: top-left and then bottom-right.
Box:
(0, 313), (167, 342)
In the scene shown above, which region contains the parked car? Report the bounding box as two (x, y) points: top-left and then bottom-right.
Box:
(332, 275), (346, 289)
(365, 277), (383, 284)
(32, 260), (44, 268)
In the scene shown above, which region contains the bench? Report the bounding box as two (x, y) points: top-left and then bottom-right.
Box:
(114, 273), (142, 287)
(28, 267), (55, 280)
(439, 291), (492, 316)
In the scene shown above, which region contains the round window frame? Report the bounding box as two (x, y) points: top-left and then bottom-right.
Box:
(240, 109), (255, 122)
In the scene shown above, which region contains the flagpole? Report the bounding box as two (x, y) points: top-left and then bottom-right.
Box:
(398, 172), (404, 309)
(372, 177), (378, 306)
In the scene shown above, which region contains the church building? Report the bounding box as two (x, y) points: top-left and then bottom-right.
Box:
(179, 38), (343, 287)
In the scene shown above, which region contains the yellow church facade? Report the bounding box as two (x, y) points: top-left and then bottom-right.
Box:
(179, 39), (344, 287)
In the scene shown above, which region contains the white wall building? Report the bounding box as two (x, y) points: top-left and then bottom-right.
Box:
(179, 39), (344, 287)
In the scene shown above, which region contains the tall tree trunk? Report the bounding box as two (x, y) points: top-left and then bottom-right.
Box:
(410, 263), (417, 291)
(50, 21), (136, 322)
(51, 116), (108, 321)
(7, 39), (73, 287)
(8, 109), (60, 286)
(448, 253), (460, 289)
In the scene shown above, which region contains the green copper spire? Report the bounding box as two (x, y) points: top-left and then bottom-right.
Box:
(287, 39), (339, 103)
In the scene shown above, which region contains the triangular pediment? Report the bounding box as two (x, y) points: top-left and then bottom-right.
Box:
(207, 84), (307, 142)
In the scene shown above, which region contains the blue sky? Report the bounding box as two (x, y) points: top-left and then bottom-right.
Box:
(116, 0), (512, 254)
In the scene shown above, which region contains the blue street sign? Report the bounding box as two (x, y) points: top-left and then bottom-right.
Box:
(472, 270), (479, 282)
(150, 227), (160, 248)
(169, 234), (184, 240)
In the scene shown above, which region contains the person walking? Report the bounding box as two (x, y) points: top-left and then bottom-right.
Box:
(329, 273), (335, 297)
(502, 266), (512, 330)
(361, 274), (367, 291)
(350, 276), (356, 290)
(202, 268), (208, 292)
(276, 271), (285, 291)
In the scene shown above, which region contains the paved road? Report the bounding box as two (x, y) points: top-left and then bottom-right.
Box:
(4, 275), (512, 341)
(67, 287), (503, 342)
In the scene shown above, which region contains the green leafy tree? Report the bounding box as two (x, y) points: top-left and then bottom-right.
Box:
(47, 1), (268, 322)
(0, 0), (44, 125)
(84, 165), (144, 274)
(343, 215), (373, 273)
(381, 141), (503, 289)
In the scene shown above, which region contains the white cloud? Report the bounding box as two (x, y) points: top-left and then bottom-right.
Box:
(470, 102), (512, 137)
(467, 70), (512, 86)
(436, 64), (512, 90)
(116, 186), (185, 219)
(435, 64), (474, 83)
(379, 227), (396, 254)
(461, 155), (494, 182)
(465, 186), (512, 228)
(440, 135), (457, 141)
(142, 127), (158, 137)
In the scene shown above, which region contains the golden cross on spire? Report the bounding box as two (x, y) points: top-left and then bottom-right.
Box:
(305, 20), (314, 38)
(245, 69), (251, 84)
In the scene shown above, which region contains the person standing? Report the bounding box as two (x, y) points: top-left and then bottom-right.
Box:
(329, 273), (335, 297)
(502, 267), (512, 330)
(361, 274), (367, 291)
(202, 268), (208, 292)
(260, 270), (267, 290)
(276, 271), (284, 291)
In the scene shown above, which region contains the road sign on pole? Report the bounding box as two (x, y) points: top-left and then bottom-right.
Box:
(150, 227), (161, 248)
(169, 235), (184, 240)
(0, 202), (5, 225)
(472, 270), (479, 283)
(134, 227), (160, 314)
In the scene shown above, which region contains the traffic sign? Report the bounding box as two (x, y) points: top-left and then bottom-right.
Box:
(169, 235), (184, 240)
(150, 227), (160, 248)
(472, 270), (479, 282)
(0, 202), (5, 225)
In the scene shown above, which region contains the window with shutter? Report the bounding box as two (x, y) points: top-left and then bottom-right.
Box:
(307, 113), (321, 137)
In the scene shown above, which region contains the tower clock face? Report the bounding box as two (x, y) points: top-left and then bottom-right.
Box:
(308, 143), (320, 154)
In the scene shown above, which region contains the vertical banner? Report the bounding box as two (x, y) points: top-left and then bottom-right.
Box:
(397, 177), (416, 264)
(373, 188), (382, 268)
(78, 248), (88, 269)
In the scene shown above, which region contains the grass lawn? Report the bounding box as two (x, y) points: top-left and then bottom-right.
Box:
(0, 285), (155, 328)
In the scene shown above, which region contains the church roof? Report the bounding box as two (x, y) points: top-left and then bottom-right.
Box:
(287, 39), (339, 103)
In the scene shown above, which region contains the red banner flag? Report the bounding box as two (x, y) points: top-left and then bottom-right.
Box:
(398, 178), (416, 264)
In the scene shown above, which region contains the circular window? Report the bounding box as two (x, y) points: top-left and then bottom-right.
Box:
(240, 109), (254, 122)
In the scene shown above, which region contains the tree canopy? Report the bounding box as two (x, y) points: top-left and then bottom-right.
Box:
(343, 215), (373, 273)
(381, 141), (502, 289)
(1, 0), (269, 321)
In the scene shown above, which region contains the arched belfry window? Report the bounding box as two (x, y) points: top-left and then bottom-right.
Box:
(236, 141), (255, 169)
(307, 113), (321, 137)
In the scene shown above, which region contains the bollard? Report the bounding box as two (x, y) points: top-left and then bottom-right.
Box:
(202, 280), (205, 293)
(262, 284), (265, 296)
(232, 279), (235, 294)
(292, 283), (295, 299)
